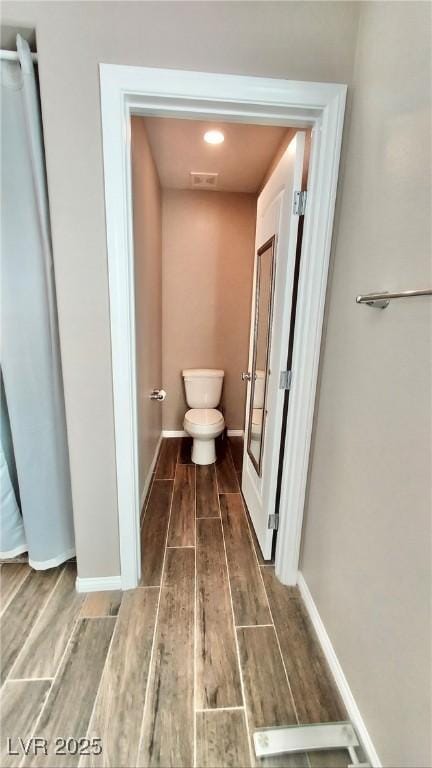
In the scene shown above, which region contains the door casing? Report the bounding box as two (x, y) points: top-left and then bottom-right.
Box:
(99, 63), (347, 590)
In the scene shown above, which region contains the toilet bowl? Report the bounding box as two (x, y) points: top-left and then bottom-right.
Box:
(182, 369), (225, 465)
(184, 408), (225, 464)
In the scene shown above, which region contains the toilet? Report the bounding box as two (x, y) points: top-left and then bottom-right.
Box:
(182, 369), (225, 465)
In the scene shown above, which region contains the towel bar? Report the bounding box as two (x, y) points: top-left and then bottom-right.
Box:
(356, 288), (432, 309)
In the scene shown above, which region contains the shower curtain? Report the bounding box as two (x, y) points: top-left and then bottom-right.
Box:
(1, 370), (25, 558)
(0, 35), (75, 567)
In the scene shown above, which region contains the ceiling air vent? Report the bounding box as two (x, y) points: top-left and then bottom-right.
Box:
(189, 172), (219, 190)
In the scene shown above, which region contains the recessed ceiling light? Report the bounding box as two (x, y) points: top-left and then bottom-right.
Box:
(204, 129), (224, 145)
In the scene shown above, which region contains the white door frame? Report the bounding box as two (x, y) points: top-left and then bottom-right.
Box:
(99, 64), (346, 590)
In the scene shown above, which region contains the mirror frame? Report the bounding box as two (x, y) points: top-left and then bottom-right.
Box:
(247, 235), (277, 476)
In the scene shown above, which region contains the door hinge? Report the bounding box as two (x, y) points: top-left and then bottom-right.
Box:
(279, 369), (292, 390)
(268, 514), (279, 530)
(293, 190), (307, 216)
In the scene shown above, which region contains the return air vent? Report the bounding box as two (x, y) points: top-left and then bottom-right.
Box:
(189, 172), (219, 190)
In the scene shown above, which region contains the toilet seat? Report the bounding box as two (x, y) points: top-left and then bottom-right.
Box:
(184, 408), (224, 435)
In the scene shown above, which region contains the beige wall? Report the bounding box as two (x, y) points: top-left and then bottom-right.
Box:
(131, 118), (162, 499)
(1, 0), (359, 579)
(162, 189), (256, 430)
(300, 3), (431, 766)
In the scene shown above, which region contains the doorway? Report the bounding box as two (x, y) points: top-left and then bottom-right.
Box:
(99, 64), (346, 590)
(131, 113), (309, 569)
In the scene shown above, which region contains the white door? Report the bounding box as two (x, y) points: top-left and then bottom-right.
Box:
(242, 131), (306, 559)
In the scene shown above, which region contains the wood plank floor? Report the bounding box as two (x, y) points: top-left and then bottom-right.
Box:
(11, 565), (85, 680)
(196, 518), (242, 709)
(84, 589), (158, 767)
(0, 680), (50, 768)
(138, 548), (195, 768)
(0, 437), (350, 768)
(196, 464), (219, 518)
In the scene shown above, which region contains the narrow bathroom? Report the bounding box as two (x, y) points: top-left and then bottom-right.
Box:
(131, 115), (308, 546)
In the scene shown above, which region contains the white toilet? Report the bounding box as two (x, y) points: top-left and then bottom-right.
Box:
(182, 369), (225, 465)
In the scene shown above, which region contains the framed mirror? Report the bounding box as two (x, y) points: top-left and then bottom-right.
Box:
(247, 235), (276, 476)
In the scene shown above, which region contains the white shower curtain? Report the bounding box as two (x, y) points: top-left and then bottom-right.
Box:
(1, 36), (75, 568)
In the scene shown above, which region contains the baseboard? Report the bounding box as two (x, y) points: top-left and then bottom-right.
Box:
(162, 429), (186, 437)
(76, 575), (122, 593)
(162, 429), (244, 437)
(140, 434), (163, 510)
(297, 572), (381, 767)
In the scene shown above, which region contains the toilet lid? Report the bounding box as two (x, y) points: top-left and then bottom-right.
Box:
(185, 408), (223, 426)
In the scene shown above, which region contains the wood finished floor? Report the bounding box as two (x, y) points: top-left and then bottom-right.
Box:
(0, 437), (348, 768)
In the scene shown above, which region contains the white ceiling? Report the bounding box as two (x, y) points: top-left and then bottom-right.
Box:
(143, 117), (290, 194)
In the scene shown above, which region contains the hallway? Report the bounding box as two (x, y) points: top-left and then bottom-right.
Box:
(1, 437), (348, 768)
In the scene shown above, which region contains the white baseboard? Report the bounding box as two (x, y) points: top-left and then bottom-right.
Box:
(162, 429), (244, 437)
(162, 429), (186, 437)
(297, 572), (381, 768)
(76, 575), (122, 593)
(140, 434), (163, 510)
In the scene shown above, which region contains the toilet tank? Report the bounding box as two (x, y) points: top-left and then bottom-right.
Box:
(182, 369), (224, 408)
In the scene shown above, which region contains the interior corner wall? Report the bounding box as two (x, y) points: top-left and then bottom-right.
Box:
(299, 3), (431, 766)
(131, 117), (162, 498)
(161, 189), (256, 430)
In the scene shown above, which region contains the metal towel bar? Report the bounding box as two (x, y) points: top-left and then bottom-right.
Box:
(356, 288), (432, 309)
